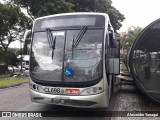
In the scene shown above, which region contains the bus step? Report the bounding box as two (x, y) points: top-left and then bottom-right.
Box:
(116, 75), (133, 82)
(120, 71), (131, 76)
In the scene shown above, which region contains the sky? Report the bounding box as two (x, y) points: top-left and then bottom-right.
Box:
(112, 0), (160, 32)
(1, 0), (160, 48)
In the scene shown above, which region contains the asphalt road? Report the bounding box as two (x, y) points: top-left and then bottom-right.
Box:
(0, 83), (116, 120)
(0, 81), (160, 120)
(0, 84), (31, 111)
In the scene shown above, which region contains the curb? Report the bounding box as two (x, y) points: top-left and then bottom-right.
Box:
(0, 75), (10, 79)
(0, 81), (29, 89)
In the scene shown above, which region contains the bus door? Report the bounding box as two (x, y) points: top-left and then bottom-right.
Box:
(108, 30), (120, 75)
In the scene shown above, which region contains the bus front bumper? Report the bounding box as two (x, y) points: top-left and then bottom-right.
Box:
(30, 89), (109, 108)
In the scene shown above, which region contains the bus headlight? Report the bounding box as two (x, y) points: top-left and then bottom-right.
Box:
(86, 88), (91, 94)
(81, 87), (103, 95)
(92, 87), (98, 93)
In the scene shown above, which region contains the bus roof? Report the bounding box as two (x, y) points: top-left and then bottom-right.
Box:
(34, 12), (109, 21)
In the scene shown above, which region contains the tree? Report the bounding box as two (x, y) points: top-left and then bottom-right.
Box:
(69, 0), (125, 30)
(120, 26), (142, 67)
(9, 0), (74, 20)
(120, 27), (142, 55)
(0, 3), (32, 64)
(9, 0), (125, 31)
(5, 48), (19, 66)
(0, 47), (19, 66)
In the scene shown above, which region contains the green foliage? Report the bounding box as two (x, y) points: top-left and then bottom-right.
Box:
(120, 26), (142, 57)
(10, 0), (125, 30)
(0, 3), (32, 64)
(36, 0), (73, 17)
(121, 63), (128, 72)
(0, 3), (32, 50)
(70, 0), (125, 30)
(120, 27), (142, 69)
(0, 47), (19, 65)
(6, 48), (19, 66)
(9, 0), (74, 20)
(0, 77), (28, 88)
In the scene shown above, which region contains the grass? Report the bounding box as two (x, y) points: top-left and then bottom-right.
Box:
(121, 64), (128, 72)
(0, 77), (29, 88)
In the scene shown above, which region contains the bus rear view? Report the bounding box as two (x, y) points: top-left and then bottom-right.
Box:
(25, 13), (120, 108)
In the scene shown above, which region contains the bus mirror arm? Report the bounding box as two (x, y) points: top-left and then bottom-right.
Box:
(23, 40), (28, 55)
(23, 30), (31, 55)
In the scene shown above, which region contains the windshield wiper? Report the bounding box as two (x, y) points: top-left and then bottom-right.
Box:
(46, 28), (56, 59)
(72, 26), (88, 58)
(72, 26), (88, 48)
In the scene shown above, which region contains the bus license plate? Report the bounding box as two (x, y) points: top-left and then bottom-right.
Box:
(65, 89), (80, 94)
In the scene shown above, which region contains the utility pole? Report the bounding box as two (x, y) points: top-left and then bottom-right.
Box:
(20, 39), (23, 74)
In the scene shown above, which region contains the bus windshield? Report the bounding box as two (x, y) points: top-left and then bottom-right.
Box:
(30, 28), (103, 83)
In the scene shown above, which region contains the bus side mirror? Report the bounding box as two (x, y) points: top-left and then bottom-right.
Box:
(109, 31), (116, 48)
(23, 30), (31, 55)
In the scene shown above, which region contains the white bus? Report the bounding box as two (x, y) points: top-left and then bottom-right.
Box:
(24, 12), (120, 108)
